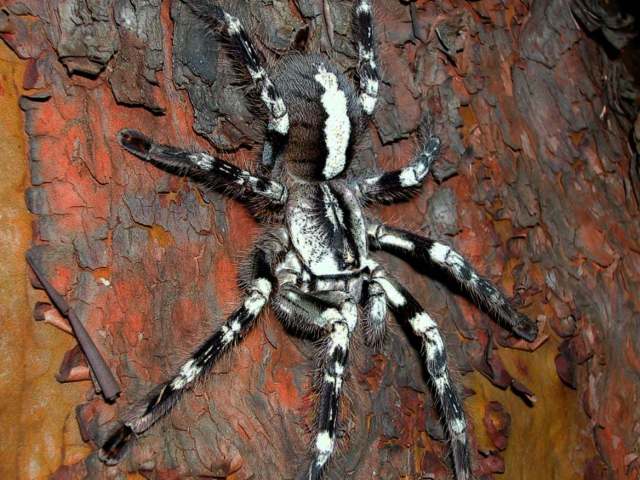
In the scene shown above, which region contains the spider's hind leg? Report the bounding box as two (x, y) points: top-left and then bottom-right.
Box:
(370, 265), (473, 480)
(306, 298), (357, 480)
(273, 255), (356, 478)
(99, 236), (287, 465)
(368, 222), (539, 341)
(98, 279), (271, 464)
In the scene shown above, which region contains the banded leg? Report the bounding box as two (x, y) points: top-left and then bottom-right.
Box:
(307, 298), (357, 480)
(370, 266), (472, 480)
(118, 130), (287, 206)
(353, 0), (379, 115)
(99, 254), (277, 464)
(353, 117), (440, 204)
(188, 1), (289, 135)
(367, 222), (538, 341)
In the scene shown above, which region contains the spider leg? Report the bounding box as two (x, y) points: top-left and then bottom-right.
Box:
(353, 0), (379, 116)
(260, 140), (275, 170)
(370, 264), (472, 480)
(187, 1), (289, 136)
(307, 298), (357, 480)
(367, 221), (539, 341)
(353, 116), (440, 204)
(98, 234), (287, 465)
(118, 129), (287, 206)
(361, 274), (388, 347)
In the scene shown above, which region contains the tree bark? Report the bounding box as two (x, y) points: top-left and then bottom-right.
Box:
(1, 0), (639, 479)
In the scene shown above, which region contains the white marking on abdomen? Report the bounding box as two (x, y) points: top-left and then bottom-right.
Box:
(315, 66), (351, 179)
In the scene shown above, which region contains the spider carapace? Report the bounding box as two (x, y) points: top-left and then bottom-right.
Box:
(99, 1), (538, 479)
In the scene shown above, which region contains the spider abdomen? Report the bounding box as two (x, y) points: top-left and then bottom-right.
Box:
(271, 54), (363, 181)
(287, 182), (367, 277)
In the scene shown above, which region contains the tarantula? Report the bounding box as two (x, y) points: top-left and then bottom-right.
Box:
(98, 1), (538, 478)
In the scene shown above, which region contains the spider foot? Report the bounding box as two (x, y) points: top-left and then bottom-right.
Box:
(416, 112), (439, 147)
(296, 462), (323, 480)
(411, 115), (440, 178)
(422, 136), (441, 158)
(512, 313), (538, 342)
(118, 129), (152, 157)
(451, 437), (474, 480)
(98, 423), (134, 466)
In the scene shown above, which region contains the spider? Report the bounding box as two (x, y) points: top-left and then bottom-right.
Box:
(98, 1), (538, 479)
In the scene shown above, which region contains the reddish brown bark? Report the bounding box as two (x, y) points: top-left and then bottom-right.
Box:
(2, 0), (639, 479)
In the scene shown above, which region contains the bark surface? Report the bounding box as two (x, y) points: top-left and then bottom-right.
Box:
(1, 0), (639, 479)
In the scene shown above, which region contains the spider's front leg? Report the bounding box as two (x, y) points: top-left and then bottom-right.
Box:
(354, 0), (379, 115)
(188, 1), (289, 136)
(99, 233), (288, 464)
(369, 263), (473, 480)
(353, 116), (441, 204)
(117, 130), (287, 206)
(368, 222), (539, 341)
(271, 255), (355, 479)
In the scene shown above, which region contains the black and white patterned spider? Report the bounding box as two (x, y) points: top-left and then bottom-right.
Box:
(98, 1), (539, 478)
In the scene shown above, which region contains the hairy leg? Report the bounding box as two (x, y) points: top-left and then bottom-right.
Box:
(118, 129), (287, 206)
(187, 1), (289, 136)
(276, 286), (353, 334)
(370, 265), (473, 480)
(272, 251), (355, 336)
(353, 0), (379, 115)
(361, 273), (388, 347)
(367, 222), (538, 341)
(306, 298), (357, 480)
(272, 250), (357, 478)
(353, 116), (440, 204)
(98, 236), (287, 464)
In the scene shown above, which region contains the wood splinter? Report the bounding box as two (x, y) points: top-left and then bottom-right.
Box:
(26, 251), (121, 402)
(56, 345), (91, 383)
(34, 301), (73, 335)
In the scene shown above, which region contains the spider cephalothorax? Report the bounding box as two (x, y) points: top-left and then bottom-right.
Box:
(99, 1), (538, 479)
